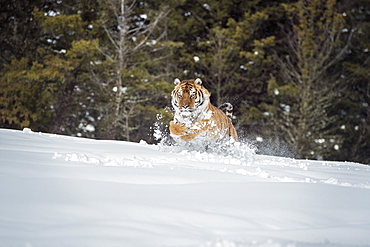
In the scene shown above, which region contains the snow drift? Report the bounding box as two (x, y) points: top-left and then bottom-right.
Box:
(0, 128), (370, 247)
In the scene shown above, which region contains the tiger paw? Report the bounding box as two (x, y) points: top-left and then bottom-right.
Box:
(169, 121), (187, 136)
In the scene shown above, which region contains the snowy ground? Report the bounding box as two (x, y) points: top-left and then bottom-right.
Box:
(0, 128), (370, 247)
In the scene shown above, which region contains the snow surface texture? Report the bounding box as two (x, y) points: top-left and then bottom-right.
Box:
(1, 128), (370, 247)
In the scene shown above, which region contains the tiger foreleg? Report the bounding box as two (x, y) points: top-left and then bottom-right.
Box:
(180, 119), (211, 142)
(169, 121), (187, 136)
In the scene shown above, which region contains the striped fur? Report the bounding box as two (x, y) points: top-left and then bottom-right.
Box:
(218, 103), (234, 119)
(170, 78), (238, 143)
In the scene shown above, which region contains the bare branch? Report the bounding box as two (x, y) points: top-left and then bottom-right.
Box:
(132, 7), (169, 51)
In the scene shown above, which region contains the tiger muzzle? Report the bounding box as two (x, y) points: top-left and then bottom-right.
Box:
(181, 104), (190, 109)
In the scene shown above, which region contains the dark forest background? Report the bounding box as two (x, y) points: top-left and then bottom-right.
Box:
(1, 0), (369, 163)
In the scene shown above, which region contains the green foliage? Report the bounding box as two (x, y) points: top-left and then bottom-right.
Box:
(336, 0), (370, 163)
(0, 0), (46, 67)
(1, 0), (369, 163)
(268, 0), (352, 159)
(0, 58), (54, 129)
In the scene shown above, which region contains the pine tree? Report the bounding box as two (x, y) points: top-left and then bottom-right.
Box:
(338, 0), (370, 163)
(228, 11), (277, 143)
(0, 0), (47, 67)
(0, 58), (55, 130)
(270, 0), (352, 159)
(32, 6), (99, 135)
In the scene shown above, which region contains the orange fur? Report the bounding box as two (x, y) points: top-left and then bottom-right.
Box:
(169, 78), (238, 143)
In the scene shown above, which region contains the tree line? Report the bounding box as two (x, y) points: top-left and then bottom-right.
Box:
(0, 0), (369, 163)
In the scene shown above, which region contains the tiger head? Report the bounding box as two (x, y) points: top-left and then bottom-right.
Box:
(171, 78), (210, 119)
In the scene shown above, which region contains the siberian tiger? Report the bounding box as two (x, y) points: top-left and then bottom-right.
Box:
(169, 78), (238, 144)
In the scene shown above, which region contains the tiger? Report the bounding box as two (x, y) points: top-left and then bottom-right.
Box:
(169, 78), (238, 145)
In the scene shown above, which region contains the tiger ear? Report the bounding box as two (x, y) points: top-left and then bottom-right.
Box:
(195, 78), (202, 85)
(174, 78), (181, 85)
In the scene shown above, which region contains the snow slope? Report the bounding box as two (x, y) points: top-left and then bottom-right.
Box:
(0, 128), (370, 247)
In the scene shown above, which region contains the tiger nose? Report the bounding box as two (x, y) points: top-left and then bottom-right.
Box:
(182, 104), (190, 109)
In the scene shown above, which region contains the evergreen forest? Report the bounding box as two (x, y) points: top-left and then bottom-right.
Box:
(1, 0), (369, 163)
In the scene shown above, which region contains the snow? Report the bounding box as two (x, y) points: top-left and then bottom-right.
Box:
(1, 128), (370, 247)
